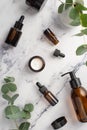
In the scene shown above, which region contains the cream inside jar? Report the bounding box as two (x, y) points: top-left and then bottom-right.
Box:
(28, 56), (45, 72)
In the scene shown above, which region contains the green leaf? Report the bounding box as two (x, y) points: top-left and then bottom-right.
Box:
(4, 77), (15, 83)
(7, 111), (26, 119)
(5, 105), (21, 119)
(75, 3), (87, 11)
(80, 14), (87, 27)
(8, 83), (17, 92)
(70, 17), (80, 26)
(69, 7), (79, 19)
(75, 29), (87, 36)
(86, 61), (87, 66)
(58, 4), (64, 13)
(81, 28), (87, 35)
(75, 32), (84, 36)
(65, 0), (73, 10)
(1, 83), (17, 93)
(76, 44), (87, 55)
(24, 104), (34, 112)
(11, 94), (19, 105)
(1, 85), (9, 94)
(23, 111), (31, 119)
(19, 122), (30, 130)
(2, 94), (11, 103)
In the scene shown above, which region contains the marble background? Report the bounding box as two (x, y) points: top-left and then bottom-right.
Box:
(0, 0), (87, 130)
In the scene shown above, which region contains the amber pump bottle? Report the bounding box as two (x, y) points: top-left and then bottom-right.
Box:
(62, 71), (87, 122)
(36, 82), (58, 106)
(5, 15), (25, 47)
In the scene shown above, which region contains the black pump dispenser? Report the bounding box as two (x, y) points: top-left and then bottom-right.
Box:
(62, 71), (81, 89)
(14, 15), (25, 30)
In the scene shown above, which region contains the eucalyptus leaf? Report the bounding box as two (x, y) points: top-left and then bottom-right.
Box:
(70, 17), (80, 26)
(1, 85), (9, 94)
(23, 111), (31, 119)
(65, 0), (73, 10)
(69, 7), (79, 19)
(75, 3), (87, 11)
(81, 28), (87, 35)
(8, 83), (17, 92)
(7, 111), (26, 119)
(2, 94), (11, 104)
(75, 32), (84, 36)
(86, 61), (87, 66)
(24, 104), (34, 112)
(80, 14), (87, 27)
(58, 4), (64, 13)
(11, 94), (19, 105)
(5, 105), (21, 119)
(4, 77), (15, 83)
(19, 122), (30, 130)
(76, 44), (87, 55)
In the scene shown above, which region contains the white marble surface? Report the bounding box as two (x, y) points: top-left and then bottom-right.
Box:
(0, 0), (87, 130)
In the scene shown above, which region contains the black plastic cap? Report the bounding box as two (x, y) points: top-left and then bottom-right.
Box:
(26, 0), (46, 10)
(53, 49), (65, 58)
(51, 116), (67, 129)
(14, 15), (25, 30)
(36, 82), (48, 94)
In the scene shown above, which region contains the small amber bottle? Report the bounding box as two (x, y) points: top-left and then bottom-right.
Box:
(44, 28), (59, 45)
(62, 71), (87, 122)
(36, 82), (58, 106)
(5, 15), (25, 47)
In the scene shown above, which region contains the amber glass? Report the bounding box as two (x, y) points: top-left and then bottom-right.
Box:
(44, 91), (58, 106)
(71, 87), (87, 122)
(5, 28), (22, 47)
(44, 28), (59, 45)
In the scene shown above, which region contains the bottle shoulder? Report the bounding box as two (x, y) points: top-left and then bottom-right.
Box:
(71, 86), (87, 97)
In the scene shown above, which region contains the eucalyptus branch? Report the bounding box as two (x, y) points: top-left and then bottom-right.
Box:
(58, 0), (87, 59)
(1, 77), (34, 130)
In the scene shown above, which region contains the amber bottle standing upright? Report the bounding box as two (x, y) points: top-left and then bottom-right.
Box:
(62, 71), (87, 122)
(5, 15), (25, 47)
(36, 82), (58, 106)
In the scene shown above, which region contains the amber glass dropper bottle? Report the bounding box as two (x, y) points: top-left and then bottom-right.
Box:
(62, 71), (87, 122)
(5, 15), (25, 47)
(36, 82), (58, 106)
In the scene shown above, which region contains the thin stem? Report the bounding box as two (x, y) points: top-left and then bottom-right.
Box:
(14, 120), (19, 130)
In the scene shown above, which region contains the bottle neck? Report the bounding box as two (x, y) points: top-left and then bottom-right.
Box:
(70, 78), (81, 89)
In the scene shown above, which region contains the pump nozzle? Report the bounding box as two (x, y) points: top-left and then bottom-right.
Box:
(61, 71), (76, 79)
(61, 71), (81, 89)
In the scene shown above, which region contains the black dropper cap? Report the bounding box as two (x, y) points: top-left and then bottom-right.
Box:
(61, 71), (81, 89)
(53, 49), (65, 58)
(36, 82), (48, 94)
(14, 15), (25, 30)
